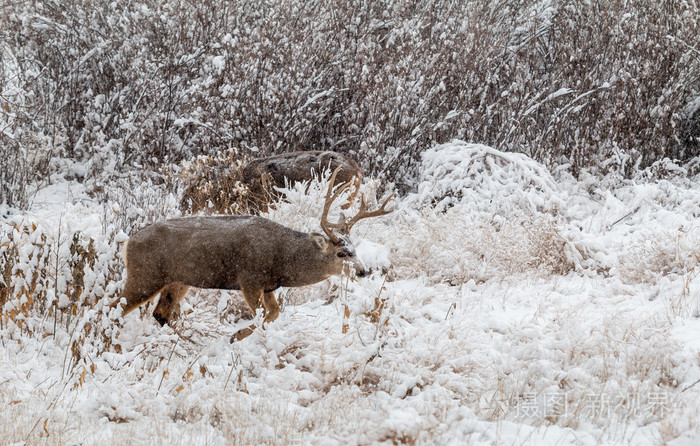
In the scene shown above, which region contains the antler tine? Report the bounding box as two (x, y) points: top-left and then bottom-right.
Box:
(340, 191), (395, 235)
(320, 167), (351, 244)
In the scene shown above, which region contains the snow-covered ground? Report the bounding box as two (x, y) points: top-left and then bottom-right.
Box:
(2, 142), (700, 445)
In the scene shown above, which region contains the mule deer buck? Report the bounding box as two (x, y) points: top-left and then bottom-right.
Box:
(112, 168), (393, 340)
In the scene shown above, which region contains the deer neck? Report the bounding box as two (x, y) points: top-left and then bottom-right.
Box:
(279, 237), (333, 287)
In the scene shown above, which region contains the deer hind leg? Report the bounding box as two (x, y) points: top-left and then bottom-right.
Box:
(111, 276), (164, 318)
(152, 282), (190, 327)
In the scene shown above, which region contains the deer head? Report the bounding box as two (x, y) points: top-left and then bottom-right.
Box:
(319, 167), (394, 278)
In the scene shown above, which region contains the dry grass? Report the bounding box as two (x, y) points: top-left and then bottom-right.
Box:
(388, 207), (574, 285)
(2, 166), (700, 444)
(617, 227), (700, 285)
(176, 148), (276, 215)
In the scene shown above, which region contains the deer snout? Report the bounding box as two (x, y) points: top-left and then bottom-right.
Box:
(346, 257), (367, 278)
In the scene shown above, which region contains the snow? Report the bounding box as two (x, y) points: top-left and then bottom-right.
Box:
(211, 55), (226, 75)
(409, 141), (564, 215)
(2, 142), (700, 444)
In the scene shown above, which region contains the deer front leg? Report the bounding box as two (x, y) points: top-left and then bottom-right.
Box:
(233, 286), (264, 341)
(152, 282), (190, 326)
(232, 288), (280, 341)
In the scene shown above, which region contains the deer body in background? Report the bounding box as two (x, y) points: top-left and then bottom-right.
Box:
(242, 151), (362, 211)
(113, 169), (393, 340)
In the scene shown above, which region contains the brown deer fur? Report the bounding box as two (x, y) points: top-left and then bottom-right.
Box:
(242, 151), (362, 210)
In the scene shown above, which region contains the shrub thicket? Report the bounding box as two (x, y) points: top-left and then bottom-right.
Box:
(1, 0), (699, 207)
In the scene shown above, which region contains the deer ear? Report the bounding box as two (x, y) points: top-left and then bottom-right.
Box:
(309, 233), (329, 251)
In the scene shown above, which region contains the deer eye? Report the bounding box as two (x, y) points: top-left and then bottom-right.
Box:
(337, 252), (347, 258)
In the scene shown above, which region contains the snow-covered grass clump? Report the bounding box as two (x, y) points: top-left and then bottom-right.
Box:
(2, 145), (700, 444)
(393, 141), (578, 284)
(410, 141), (565, 216)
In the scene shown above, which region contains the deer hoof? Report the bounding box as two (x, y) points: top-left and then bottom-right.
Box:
(231, 327), (254, 342)
(154, 314), (168, 327)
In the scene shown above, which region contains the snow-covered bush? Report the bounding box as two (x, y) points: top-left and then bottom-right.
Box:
(2, 0), (698, 195)
(0, 45), (51, 209)
(618, 228), (700, 285)
(177, 149), (276, 215)
(394, 142), (574, 283)
(0, 217), (124, 350)
(89, 171), (182, 235)
(388, 207), (574, 285)
(4, 1), (700, 443)
(3, 163), (700, 444)
(606, 172), (700, 288)
(409, 141), (565, 216)
(680, 95), (700, 161)
(0, 139), (29, 209)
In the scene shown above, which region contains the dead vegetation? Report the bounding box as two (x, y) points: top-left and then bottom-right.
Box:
(617, 227), (700, 284)
(389, 210), (575, 285)
(176, 149), (363, 215)
(177, 149), (276, 215)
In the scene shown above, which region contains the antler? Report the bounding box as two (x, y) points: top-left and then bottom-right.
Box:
(338, 191), (395, 235)
(320, 167), (350, 244)
(320, 167), (395, 243)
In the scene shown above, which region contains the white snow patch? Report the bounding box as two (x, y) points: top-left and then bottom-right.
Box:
(3, 155), (700, 444)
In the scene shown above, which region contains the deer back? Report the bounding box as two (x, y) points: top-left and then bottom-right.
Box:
(242, 151), (361, 189)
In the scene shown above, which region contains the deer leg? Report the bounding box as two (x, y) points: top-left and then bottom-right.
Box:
(240, 286), (262, 313)
(233, 286), (264, 341)
(152, 282), (190, 327)
(261, 291), (280, 326)
(233, 290), (280, 341)
(111, 277), (164, 318)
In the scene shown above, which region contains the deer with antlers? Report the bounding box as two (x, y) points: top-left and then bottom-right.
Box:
(111, 168), (393, 340)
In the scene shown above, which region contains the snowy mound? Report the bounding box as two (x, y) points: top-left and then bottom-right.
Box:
(410, 141), (564, 216)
